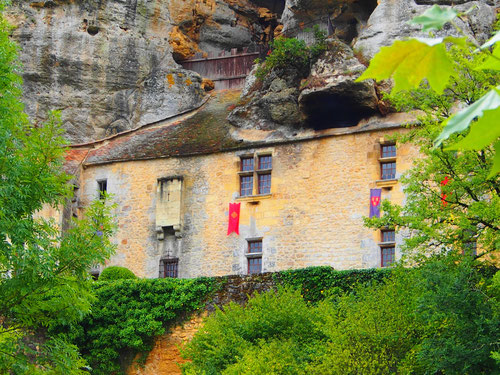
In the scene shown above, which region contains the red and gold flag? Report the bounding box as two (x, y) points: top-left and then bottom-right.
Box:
(227, 203), (241, 235)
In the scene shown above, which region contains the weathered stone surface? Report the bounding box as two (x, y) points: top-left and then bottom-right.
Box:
(281, 0), (378, 44)
(229, 38), (378, 130)
(299, 39), (378, 129)
(354, 0), (496, 60)
(228, 67), (305, 131)
(6, 0), (207, 143)
(169, 0), (280, 60)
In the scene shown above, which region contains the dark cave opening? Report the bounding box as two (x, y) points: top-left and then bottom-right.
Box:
(250, 0), (285, 16)
(301, 91), (377, 130)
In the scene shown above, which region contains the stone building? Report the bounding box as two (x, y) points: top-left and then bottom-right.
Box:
(58, 90), (418, 279)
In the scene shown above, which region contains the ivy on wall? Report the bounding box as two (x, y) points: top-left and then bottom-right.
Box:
(54, 267), (390, 374)
(273, 266), (391, 303)
(55, 277), (218, 375)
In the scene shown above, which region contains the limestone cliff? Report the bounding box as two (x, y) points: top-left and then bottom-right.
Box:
(4, 0), (209, 143)
(228, 0), (497, 131)
(4, 0), (498, 143)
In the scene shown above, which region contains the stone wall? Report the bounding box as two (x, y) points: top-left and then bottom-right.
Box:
(126, 314), (205, 375)
(78, 126), (419, 278)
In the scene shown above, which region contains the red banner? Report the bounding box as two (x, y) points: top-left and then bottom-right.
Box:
(227, 203), (241, 235)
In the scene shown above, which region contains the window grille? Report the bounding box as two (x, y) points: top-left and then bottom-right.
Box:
(159, 258), (178, 278)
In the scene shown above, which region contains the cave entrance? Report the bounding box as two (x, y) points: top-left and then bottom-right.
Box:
(300, 90), (377, 130)
(251, 0), (285, 16)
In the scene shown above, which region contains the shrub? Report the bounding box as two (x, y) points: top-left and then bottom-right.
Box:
(99, 266), (137, 281)
(310, 258), (499, 374)
(183, 260), (499, 374)
(181, 288), (327, 374)
(255, 25), (327, 80)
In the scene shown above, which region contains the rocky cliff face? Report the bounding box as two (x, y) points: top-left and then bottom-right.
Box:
(5, 0), (284, 143)
(7, 0), (208, 143)
(4, 0), (498, 142)
(228, 0), (497, 131)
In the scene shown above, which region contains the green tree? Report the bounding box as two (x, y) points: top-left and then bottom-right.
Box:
(0, 1), (115, 373)
(364, 47), (499, 259)
(310, 258), (499, 374)
(181, 261), (499, 374)
(358, 7), (500, 259)
(357, 4), (500, 176)
(181, 288), (328, 375)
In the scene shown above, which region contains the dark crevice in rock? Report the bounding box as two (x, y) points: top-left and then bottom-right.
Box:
(250, 0), (285, 17)
(300, 90), (375, 129)
(87, 25), (99, 35)
(332, 0), (378, 45)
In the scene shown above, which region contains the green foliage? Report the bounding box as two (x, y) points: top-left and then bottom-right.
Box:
(357, 37), (461, 94)
(182, 288), (327, 375)
(365, 46), (500, 260)
(184, 260), (499, 374)
(255, 26), (327, 80)
(357, 5), (500, 176)
(0, 1), (116, 372)
(60, 277), (217, 375)
(99, 265), (137, 281)
(273, 266), (391, 303)
(408, 4), (459, 32)
(309, 258), (499, 374)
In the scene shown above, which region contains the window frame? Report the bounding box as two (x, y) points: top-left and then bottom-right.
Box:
(381, 143), (396, 158)
(97, 179), (107, 200)
(246, 238), (263, 275)
(159, 257), (179, 278)
(378, 142), (397, 182)
(248, 257), (262, 274)
(379, 229), (396, 268)
(381, 246), (395, 268)
(380, 161), (397, 180)
(239, 175), (254, 197)
(238, 154), (272, 197)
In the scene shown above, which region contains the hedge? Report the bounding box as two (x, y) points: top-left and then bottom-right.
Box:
(99, 266), (137, 281)
(273, 266), (391, 303)
(55, 266), (390, 374)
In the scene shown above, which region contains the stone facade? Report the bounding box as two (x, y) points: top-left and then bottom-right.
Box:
(76, 114), (418, 278)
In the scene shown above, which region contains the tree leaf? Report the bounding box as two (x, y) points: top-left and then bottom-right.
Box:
(434, 87), (500, 147)
(488, 140), (500, 178)
(408, 5), (459, 32)
(479, 31), (500, 50)
(356, 39), (455, 94)
(476, 44), (500, 71)
(447, 108), (500, 150)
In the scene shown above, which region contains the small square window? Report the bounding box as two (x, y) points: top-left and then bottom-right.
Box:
(381, 144), (396, 158)
(381, 162), (396, 180)
(240, 175), (253, 196)
(381, 247), (395, 267)
(97, 179), (107, 200)
(248, 240), (262, 254)
(258, 155), (272, 170)
(258, 173), (271, 195)
(382, 230), (395, 243)
(241, 157), (254, 172)
(248, 257), (262, 274)
(159, 258), (178, 278)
